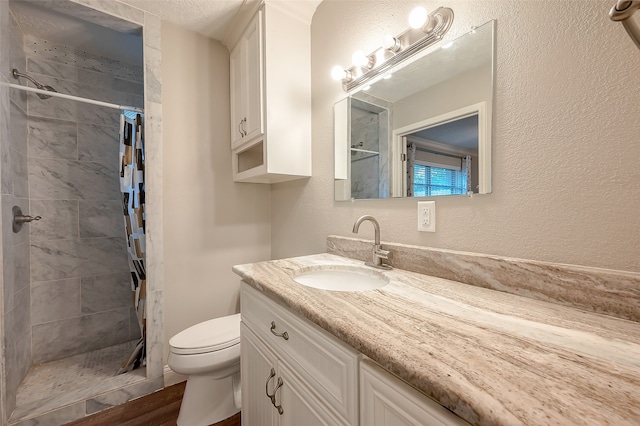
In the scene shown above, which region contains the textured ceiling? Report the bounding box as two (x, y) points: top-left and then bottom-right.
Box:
(9, 0), (322, 65)
(118, 0), (323, 41)
(118, 0), (245, 41)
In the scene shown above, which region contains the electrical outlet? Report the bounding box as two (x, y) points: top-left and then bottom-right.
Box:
(418, 201), (435, 232)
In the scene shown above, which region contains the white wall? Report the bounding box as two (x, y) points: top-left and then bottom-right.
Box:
(161, 22), (271, 360)
(271, 0), (640, 273)
(393, 64), (492, 129)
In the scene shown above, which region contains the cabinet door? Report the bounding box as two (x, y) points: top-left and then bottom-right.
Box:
(230, 43), (245, 149)
(242, 9), (264, 143)
(278, 361), (346, 426)
(241, 323), (278, 426)
(241, 282), (359, 423)
(242, 322), (348, 426)
(360, 359), (470, 426)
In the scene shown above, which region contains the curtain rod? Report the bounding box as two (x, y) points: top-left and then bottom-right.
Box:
(414, 144), (465, 160)
(0, 82), (144, 113)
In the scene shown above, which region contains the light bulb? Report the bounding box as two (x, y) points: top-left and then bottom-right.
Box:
(331, 65), (347, 81)
(352, 50), (369, 68)
(382, 35), (394, 49)
(441, 41), (453, 49)
(382, 34), (400, 52)
(409, 6), (428, 29)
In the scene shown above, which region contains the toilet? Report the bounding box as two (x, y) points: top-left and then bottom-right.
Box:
(168, 313), (242, 426)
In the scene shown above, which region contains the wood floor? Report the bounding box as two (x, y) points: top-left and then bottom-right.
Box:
(64, 382), (241, 426)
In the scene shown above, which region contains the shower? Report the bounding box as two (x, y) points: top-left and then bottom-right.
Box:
(11, 68), (57, 99)
(0, 0), (157, 423)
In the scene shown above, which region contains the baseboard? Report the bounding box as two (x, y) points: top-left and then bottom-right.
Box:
(163, 364), (187, 387)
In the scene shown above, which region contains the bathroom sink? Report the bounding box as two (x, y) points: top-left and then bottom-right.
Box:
(292, 266), (389, 292)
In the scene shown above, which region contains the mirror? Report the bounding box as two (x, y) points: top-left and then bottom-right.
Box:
(334, 20), (495, 201)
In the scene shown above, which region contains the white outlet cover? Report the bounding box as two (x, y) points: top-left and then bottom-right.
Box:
(418, 201), (435, 232)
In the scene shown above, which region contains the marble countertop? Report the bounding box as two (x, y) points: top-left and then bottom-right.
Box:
(233, 253), (640, 426)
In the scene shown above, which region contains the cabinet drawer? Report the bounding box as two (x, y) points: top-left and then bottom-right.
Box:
(241, 282), (359, 424)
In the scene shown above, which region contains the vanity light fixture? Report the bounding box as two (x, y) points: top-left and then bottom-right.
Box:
(382, 34), (401, 52)
(331, 65), (352, 82)
(331, 6), (454, 91)
(352, 50), (375, 69)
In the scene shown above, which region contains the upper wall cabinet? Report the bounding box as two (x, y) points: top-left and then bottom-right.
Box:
(229, 2), (312, 183)
(230, 13), (264, 149)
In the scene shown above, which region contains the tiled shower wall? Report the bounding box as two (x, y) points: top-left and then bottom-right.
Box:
(21, 32), (144, 363)
(350, 106), (381, 199)
(349, 94), (391, 200)
(0, 9), (32, 417)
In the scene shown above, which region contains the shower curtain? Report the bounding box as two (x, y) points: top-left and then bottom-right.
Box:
(118, 111), (146, 374)
(406, 142), (416, 197)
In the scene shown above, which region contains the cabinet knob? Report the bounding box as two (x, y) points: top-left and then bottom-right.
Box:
(270, 321), (289, 340)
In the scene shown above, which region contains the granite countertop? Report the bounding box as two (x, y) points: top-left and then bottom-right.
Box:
(232, 253), (640, 426)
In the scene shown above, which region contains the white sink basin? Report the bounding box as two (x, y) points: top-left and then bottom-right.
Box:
(293, 266), (389, 292)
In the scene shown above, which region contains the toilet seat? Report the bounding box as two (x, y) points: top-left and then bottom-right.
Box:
(170, 313), (241, 355)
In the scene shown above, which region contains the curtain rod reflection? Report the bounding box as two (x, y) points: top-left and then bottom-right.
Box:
(414, 145), (467, 159)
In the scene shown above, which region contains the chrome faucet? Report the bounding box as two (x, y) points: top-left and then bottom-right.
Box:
(352, 215), (391, 269)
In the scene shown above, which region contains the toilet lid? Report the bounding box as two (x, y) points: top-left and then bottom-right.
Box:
(170, 313), (241, 355)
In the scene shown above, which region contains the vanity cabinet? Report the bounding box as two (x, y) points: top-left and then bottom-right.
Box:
(229, 2), (312, 183)
(241, 283), (359, 425)
(241, 324), (347, 425)
(240, 282), (469, 426)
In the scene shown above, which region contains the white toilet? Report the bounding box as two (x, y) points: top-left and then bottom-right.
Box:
(168, 313), (242, 426)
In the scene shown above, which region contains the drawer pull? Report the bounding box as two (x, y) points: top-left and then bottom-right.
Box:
(265, 368), (284, 415)
(265, 368), (276, 399)
(241, 117), (248, 136)
(272, 377), (284, 415)
(270, 321), (289, 340)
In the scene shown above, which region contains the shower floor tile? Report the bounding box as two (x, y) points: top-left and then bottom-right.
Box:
(12, 341), (145, 423)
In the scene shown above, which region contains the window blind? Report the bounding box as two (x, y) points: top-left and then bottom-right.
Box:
(413, 164), (467, 196)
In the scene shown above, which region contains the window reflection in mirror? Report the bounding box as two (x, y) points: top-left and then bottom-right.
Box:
(406, 113), (478, 197)
(334, 20), (494, 201)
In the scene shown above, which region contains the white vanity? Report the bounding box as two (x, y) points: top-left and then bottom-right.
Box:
(240, 282), (468, 425)
(233, 240), (640, 425)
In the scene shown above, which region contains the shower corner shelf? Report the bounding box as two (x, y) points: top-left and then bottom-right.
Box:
(351, 147), (380, 162)
(350, 148), (379, 155)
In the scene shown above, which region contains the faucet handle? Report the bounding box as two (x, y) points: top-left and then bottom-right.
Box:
(375, 248), (390, 260)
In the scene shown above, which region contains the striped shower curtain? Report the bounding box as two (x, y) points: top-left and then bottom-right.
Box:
(118, 111), (146, 374)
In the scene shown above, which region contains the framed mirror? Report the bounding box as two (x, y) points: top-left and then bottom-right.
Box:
(334, 20), (495, 201)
